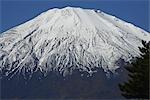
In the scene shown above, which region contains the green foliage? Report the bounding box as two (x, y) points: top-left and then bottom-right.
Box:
(119, 40), (150, 99)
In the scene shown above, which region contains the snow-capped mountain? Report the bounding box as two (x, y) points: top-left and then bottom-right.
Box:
(0, 7), (149, 78)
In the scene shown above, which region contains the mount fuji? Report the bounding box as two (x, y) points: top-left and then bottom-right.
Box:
(0, 7), (150, 78)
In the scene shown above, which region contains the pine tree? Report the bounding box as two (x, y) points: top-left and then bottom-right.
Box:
(119, 40), (150, 99)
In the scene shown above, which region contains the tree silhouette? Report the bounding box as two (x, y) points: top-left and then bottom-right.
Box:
(119, 40), (149, 99)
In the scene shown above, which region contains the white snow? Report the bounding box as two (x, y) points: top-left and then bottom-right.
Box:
(0, 7), (150, 78)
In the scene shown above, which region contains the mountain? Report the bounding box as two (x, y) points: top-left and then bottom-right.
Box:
(0, 7), (149, 78)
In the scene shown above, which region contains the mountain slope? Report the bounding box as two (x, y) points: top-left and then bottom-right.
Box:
(0, 7), (149, 78)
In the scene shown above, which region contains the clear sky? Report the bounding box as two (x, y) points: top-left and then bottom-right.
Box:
(0, 0), (149, 33)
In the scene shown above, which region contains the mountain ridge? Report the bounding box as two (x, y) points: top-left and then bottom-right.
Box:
(0, 7), (150, 78)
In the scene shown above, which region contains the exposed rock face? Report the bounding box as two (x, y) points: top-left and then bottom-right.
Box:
(0, 7), (149, 78)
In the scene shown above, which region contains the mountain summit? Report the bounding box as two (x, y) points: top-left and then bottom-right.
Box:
(0, 7), (149, 78)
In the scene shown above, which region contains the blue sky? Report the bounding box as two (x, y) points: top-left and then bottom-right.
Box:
(0, 0), (149, 33)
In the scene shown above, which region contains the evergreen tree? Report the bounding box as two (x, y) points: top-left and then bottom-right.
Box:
(119, 40), (150, 99)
